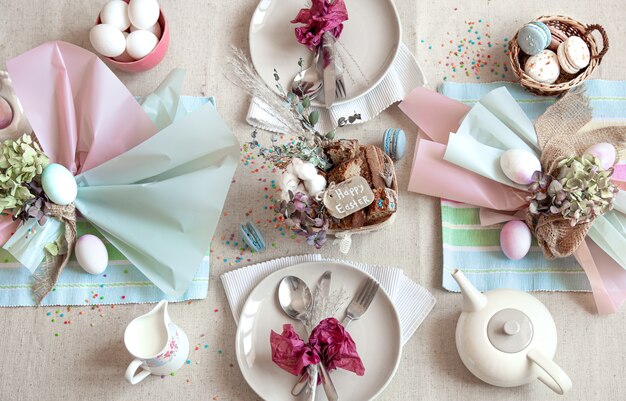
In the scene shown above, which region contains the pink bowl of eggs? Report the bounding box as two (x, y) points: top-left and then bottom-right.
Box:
(91, 0), (169, 72)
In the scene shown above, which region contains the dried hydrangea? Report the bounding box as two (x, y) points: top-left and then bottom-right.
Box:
(556, 154), (619, 226)
(528, 154), (619, 226)
(0, 133), (49, 214)
(276, 191), (329, 249)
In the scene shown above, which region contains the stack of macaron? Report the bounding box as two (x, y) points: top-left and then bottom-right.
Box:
(382, 128), (406, 161)
(517, 21), (590, 84)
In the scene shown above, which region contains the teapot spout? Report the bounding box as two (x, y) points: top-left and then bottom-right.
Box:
(452, 269), (487, 312)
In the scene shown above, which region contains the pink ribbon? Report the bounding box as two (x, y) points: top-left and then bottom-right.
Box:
(270, 317), (365, 379)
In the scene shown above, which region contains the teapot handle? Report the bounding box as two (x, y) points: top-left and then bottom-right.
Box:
(527, 348), (572, 395)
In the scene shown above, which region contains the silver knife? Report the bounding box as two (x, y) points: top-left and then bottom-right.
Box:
(321, 32), (336, 109)
(293, 271), (339, 401)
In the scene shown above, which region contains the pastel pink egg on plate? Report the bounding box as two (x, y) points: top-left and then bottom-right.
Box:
(585, 142), (616, 170)
(0, 97), (12, 129)
(500, 220), (532, 260)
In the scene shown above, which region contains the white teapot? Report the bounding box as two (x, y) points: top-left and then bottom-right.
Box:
(451, 269), (572, 395)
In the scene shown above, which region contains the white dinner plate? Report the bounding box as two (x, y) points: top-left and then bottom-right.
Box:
(235, 261), (402, 401)
(249, 0), (402, 106)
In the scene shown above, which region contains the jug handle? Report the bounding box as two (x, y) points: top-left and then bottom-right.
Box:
(125, 359), (151, 384)
(527, 348), (572, 395)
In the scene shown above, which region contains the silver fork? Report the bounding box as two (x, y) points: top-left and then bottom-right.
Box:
(291, 277), (380, 396)
(342, 277), (379, 326)
(335, 64), (347, 99)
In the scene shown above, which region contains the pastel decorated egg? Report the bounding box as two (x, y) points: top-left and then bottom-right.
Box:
(126, 30), (158, 60)
(585, 142), (616, 170)
(500, 221), (532, 260)
(75, 235), (109, 275)
(100, 0), (131, 31)
(128, 0), (160, 30)
(500, 149), (542, 185)
(0, 96), (13, 129)
(89, 24), (127, 58)
(41, 163), (77, 206)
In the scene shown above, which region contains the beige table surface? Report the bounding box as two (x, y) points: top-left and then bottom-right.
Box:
(1, 0), (625, 400)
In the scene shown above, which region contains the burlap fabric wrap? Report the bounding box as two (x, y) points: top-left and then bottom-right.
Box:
(525, 91), (626, 259)
(31, 202), (77, 304)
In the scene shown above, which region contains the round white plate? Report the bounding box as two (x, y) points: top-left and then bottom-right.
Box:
(249, 0), (401, 106)
(235, 261), (402, 401)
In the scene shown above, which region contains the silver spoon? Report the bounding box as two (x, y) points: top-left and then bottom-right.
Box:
(277, 276), (338, 401)
(291, 49), (323, 100)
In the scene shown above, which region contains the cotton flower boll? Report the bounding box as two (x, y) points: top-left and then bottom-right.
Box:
(292, 158), (318, 181)
(500, 221), (532, 260)
(128, 0), (160, 30)
(131, 21), (162, 39)
(500, 149), (542, 185)
(75, 235), (109, 275)
(89, 24), (126, 57)
(304, 174), (327, 196)
(100, 0), (131, 31)
(585, 143), (616, 170)
(280, 171), (300, 200)
(126, 30), (158, 60)
(114, 32), (135, 62)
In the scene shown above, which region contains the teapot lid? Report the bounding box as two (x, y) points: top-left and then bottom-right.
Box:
(487, 308), (533, 353)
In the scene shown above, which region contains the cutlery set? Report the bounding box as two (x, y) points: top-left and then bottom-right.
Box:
(279, 271), (380, 400)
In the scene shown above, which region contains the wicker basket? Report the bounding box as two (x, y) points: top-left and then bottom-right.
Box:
(509, 15), (609, 96)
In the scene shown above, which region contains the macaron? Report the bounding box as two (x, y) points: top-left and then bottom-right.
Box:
(547, 26), (568, 52)
(240, 221), (266, 252)
(382, 128), (406, 161)
(517, 21), (551, 56)
(524, 49), (560, 84)
(557, 36), (590, 74)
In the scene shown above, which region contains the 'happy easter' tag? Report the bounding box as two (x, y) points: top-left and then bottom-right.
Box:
(322, 176), (374, 219)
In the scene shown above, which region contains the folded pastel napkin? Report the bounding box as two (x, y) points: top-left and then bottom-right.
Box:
(0, 96), (213, 307)
(440, 80), (626, 293)
(246, 43), (427, 134)
(221, 254), (436, 345)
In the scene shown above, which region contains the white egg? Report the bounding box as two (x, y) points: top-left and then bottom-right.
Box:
(500, 221), (532, 260)
(41, 164), (77, 206)
(114, 32), (136, 62)
(75, 235), (109, 275)
(89, 24), (126, 57)
(585, 142), (616, 170)
(128, 0), (160, 30)
(100, 0), (131, 31)
(500, 149), (542, 185)
(130, 21), (162, 39)
(126, 30), (158, 60)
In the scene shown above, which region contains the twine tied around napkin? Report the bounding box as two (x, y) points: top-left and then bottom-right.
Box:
(525, 91), (626, 258)
(32, 202), (77, 304)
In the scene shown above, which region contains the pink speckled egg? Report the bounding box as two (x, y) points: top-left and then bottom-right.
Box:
(500, 221), (532, 260)
(0, 96), (13, 129)
(585, 142), (616, 170)
(500, 149), (542, 185)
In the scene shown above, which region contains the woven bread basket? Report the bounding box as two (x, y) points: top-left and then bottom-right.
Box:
(509, 15), (608, 96)
(327, 152), (398, 254)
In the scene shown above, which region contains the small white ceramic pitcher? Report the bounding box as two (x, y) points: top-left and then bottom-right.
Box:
(124, 300), (189, 384)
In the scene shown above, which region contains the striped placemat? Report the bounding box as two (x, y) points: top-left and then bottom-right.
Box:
(440, 80), (626, 292)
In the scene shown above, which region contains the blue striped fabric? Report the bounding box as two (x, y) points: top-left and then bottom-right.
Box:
(440, 80), (626, 292)
(0, 96), (214, 306)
